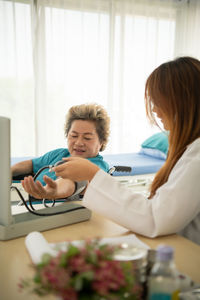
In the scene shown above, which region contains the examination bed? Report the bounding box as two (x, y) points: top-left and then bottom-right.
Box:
(103, 132), (168, 176)
(103, 152), (165, 176)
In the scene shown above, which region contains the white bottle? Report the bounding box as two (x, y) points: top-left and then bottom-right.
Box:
(148, 245), (179, 300)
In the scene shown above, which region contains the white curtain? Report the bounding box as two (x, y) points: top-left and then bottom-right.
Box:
(1, 0), (200, 157)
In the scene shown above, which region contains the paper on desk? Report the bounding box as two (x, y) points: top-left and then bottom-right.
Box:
(25, 231), (150, 264)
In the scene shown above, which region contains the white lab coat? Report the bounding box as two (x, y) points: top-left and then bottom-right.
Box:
(82, 138), (200, 245)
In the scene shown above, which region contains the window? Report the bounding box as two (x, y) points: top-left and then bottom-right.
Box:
(1, 0), (199, 156)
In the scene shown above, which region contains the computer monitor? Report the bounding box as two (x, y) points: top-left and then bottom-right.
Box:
(0, 116), (91, 240)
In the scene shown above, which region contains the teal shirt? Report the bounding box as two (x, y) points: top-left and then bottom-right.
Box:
(32, 148), (109, 185)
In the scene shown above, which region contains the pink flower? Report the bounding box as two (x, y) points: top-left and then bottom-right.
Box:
(40, 258), (70, 290)
(92, 260), (126, 295)
(68, 255), (92, 273)
(59, 287), (78, 300)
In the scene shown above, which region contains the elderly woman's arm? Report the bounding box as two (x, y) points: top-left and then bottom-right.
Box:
(11, 160), (33, 177)
(21, 176), (76, 200)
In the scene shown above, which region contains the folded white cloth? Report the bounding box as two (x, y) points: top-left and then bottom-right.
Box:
(25, 231), (58, 264)
(25, 231), (150, 264)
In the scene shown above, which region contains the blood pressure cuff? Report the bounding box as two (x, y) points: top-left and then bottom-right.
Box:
(68, 180), (88, 201)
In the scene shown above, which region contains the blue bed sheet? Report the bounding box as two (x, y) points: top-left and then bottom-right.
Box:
(103, 152), (165, 176)
(11, 157), (34, 165)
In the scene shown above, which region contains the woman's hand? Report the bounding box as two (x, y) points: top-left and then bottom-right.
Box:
(53, 157), (100, 182)
(21, 175), (75, 199)
(21, 175), (58, 199)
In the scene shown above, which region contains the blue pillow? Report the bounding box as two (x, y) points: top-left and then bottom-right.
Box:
(139, 147), (167, 160)
(141, 132), (169, 155)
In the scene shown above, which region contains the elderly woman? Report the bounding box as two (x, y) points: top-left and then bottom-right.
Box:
(14, 103), (110, 199)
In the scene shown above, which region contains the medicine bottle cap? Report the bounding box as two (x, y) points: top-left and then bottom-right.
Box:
(156, 245), (174, 261)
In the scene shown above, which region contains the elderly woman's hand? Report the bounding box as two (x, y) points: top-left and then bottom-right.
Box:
(53, 157), (100, 182)
(21, 175), (75, 200)
(21, 175), (58, 199)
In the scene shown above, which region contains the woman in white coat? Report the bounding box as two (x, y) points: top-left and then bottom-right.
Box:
(23, 57), (200, 245)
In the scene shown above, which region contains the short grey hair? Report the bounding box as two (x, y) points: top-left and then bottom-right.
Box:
(64, 103), (110, 151)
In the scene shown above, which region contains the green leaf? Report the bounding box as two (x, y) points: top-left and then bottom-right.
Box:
(38, 253), (52, 267)
(87, 252), (97, 264)
(33, 286), (50, 296)
(66, 244), (80, 258)
(33, 273), (41, 284)
(74, 275), (83, 291)
(73, 271), (94, 291)
(59, 252), (68, 267)
(59, 244), (80, 267)
(80, 270), (94, 281)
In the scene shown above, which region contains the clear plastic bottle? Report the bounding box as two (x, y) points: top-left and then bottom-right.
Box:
(147, 245), (179, 300)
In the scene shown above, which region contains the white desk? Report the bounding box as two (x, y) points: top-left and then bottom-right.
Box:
(0, 212), (200, 300)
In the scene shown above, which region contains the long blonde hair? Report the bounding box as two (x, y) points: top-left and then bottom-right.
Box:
(145, 57), (200, 198)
